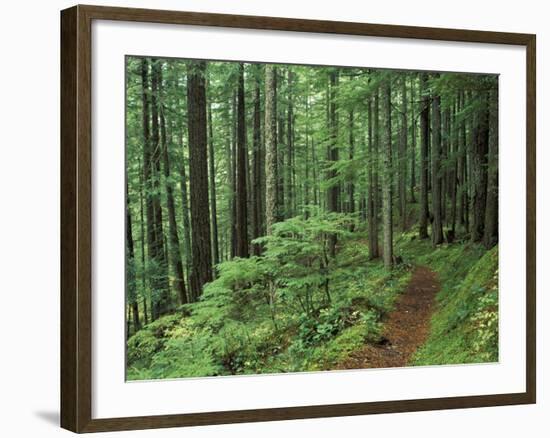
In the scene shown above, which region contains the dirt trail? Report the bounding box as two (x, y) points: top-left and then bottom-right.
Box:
(338, 266), (440, 370)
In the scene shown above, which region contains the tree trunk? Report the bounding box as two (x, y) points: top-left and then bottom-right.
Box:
(399, 76), (408, 230)
(348, 109), (355, 214)
(381, 80), (393, 269)
(286, 69), (294, 218)
(207, 95), (220, 267)
(159, 75), (188, 305)
(177, 131), (192, 285)
(235, 63), (249, 258)
(149, 59), (171, 317)
(277, 71), (286, 222)
(373, 87), (381, 255)
(138, 158), (149, 325)
(368, 94), (379, 259)
(304, 80), (311, 219)
(441, 107), (450, 226)
(410, 76), (417, 203)
(430, 82), (444, 246)
(230, 90), (238, 258)
(471, 91), (490, 243)
(419, 74), (430, 240)
(457, 93), (464, 230)
(449, 98), (458, 239)
(126, 181), (140, 333)
(141, 59), (158, 319)
(483, 88), (499, 248)
(327, 70), (340, 257)
(458, 91), (469, 233)
(251, 65), (263, 254)
(312, 138), (319, 208)
(186, 61), (213, 300)
(265, 65), (278, 235)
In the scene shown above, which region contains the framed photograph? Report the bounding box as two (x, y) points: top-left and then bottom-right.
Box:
(60, 4), (536, 433)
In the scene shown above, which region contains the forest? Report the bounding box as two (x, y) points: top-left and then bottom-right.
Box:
(125, 57), (499, 380)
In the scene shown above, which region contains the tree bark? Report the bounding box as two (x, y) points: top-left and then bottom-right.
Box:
(277, 74), (286, 222)
(265, 65), (278, 235)
(327, 70), (340, 257)
(230, 90), (237, 258)
(186, 61), (213, 300)
(441, 107), (450, 225)
(235, 63), (249, 258)
(126, 181), (141, 333)
(483, 88), (499, 248)
(347, 109), (355, 214)
(449, 97), (458, 239)
(159, 71), (188, 305)
(419, 74), (430, 240)
(367, 94), (379, 259)
(149, 59), (171, 317)
(207, 94), (220, 267)
(399, 76), (408, 230)
(430, 81), (444, 246)
(304, 79), (311, 219)
(177, 131), (192, 284)
(286, 69), (294, 218)
(138, 158), (149, 325)
(458, 91), (470, 233)
(471, 91), (490, 243)
(410, 76), (417, 203)
(251, 65), (264, 254)
(381, 79), (393, 269)
(140, 59), (158, 319)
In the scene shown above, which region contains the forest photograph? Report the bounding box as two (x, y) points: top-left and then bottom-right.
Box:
(125, 56), (499, 381)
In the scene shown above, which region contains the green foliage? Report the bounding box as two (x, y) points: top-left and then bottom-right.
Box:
(127, 222), (417, 379)
(125, 56), (499, 379)
(127, 228), (499, 379)
(126, 314), (183, 369)
(411, 245), (499, 365)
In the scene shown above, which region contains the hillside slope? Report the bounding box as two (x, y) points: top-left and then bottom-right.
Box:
(401, 239), (499, 365)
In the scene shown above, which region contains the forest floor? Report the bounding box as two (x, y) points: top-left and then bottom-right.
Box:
(337, 265), (440, 369)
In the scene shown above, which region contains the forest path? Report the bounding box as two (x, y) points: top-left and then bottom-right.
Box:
(338, 266), (440, 369)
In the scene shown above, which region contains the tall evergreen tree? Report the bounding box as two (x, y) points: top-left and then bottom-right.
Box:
(431, 80), (444, 246)
(381, 79), (393, 269)
(186, 61), (213, 300)
(149, 59), (172, 317)
(347, 108), (355, 215)
(235, 63), (249, 258)
(471, 91), (490, 243)
(409, 76), (417, 203)
(419, 74), (430, 240)
(159, 66), (187, 305)
(483, 88), (499, 248)
(207, 92), (220, 267)
(265, 65), (278, 235)
(327, 69), (340, 257)
(367, 94), (379, 259)
(126, 180), (140, 333)
(252, 65), (263, 254)
(398, 76), (408, 230)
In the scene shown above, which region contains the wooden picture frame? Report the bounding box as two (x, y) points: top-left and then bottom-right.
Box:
(60, 4), (536, 433)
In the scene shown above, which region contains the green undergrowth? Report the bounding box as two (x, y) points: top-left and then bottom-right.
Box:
(127, 221), (412, 380)
(127, 223), (498, 380)
(396, 231), (499, 365)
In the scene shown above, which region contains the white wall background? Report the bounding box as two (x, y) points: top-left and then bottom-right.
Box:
(0, 0), (545, 437)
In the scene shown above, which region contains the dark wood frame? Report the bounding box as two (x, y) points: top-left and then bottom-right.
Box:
(61, 4), (536, 433)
